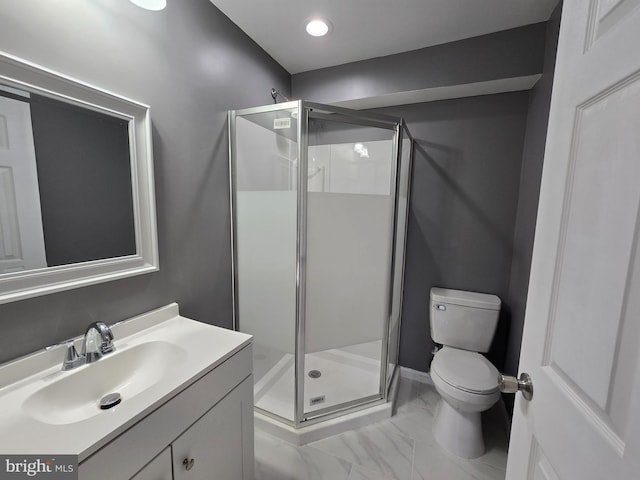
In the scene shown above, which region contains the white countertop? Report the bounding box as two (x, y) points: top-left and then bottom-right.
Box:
(0, 303), (252, 461)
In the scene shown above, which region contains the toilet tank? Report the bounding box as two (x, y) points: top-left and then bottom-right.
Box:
(430, 287), (501, 353)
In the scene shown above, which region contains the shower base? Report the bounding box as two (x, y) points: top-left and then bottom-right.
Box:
(253, 341), (398, 445)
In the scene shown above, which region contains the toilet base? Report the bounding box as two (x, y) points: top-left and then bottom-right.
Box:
(433, 398), (485, 459)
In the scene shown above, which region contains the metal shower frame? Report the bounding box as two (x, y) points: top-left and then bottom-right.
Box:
(228, 100), (413, 428)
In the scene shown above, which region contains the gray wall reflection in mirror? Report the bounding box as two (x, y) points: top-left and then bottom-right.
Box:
(0, 86), (135, 273)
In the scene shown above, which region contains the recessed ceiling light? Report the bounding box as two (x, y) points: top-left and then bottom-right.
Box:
(129, 0), (166, 11)
(305, 19), (331, 37)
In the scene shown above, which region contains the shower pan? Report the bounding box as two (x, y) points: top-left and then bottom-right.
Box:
(228, 100), (412, 441)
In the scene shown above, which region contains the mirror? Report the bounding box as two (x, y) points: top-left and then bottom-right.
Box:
(0, 51), (158, 304)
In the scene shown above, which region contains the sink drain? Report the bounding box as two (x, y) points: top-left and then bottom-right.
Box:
(308, 370), (322, 379)
(99, 392), (122, 410)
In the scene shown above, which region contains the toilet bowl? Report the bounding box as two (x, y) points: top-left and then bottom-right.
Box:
(429, 288), (501, 459)
(431, 347), (499, 458)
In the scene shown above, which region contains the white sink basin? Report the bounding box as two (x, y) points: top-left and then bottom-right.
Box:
(0, 303), (252, 462)
(23, 341), (187, 425)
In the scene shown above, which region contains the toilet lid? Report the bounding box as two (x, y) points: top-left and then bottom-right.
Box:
(432, 348), (499, 394)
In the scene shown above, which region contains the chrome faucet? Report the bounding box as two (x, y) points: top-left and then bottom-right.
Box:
(62, 321), (115, 370)
(82, 322), (115, 362)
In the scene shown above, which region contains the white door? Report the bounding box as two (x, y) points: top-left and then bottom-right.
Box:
(506, 1), (640, 478)
(0, 94), (47, 274)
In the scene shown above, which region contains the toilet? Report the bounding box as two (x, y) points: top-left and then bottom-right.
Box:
(429, 287), (501, 459)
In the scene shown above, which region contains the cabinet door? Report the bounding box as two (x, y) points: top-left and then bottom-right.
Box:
(172, 377), (253, 480)
(131, 447), (172, 480)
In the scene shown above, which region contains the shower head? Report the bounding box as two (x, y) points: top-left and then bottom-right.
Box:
(271, 88), (290, 103)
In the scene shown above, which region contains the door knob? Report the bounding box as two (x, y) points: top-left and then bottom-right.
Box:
(498, 372), (533, 401)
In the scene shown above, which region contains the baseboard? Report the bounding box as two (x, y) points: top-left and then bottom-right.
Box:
(399, 366), (433, 385)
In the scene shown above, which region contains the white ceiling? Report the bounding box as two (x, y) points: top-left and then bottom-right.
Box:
(209, 0), (559, 74)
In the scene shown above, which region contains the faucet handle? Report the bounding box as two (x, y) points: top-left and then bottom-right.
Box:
(96, 322), (115, 354)
(62, 341), (84, 371)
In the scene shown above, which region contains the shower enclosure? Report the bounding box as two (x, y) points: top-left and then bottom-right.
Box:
(228, 100), (412, 429)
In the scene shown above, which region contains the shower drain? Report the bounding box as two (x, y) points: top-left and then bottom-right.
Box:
(308, 369), (322, 379)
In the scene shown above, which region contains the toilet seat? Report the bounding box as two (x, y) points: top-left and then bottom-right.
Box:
(431, 347), (498, 395)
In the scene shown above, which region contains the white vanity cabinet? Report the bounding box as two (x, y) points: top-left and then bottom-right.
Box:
(171, 379), (250, 480)
(131, 448), (172, 480)
(78, 343), (254, 480)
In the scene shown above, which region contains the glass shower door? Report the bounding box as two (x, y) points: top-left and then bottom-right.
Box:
(231, 101), (410, 428)
(387, 123), (413, 389)
(230, 103), (299, 423)
(302, 110), (398, 419)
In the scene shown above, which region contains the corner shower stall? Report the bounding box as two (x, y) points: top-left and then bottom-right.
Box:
(228, 100), (412, 434)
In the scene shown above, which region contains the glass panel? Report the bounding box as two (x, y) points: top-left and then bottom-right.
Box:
(233, 107), (298, 422)
(388, 126), (413, 388)
(303, 114), (395, 416)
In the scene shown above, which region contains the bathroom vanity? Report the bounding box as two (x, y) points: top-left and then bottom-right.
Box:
(0, 304), (254, 480)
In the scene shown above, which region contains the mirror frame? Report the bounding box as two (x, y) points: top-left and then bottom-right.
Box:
(0, 51), (158, 304)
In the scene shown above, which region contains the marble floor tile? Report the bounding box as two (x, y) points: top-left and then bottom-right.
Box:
(308, 423), (415, 480)
(387, 408), (437, 447)
(394, 377), (440, 415)
(255, 376), (508, 480)
(412, 438), (506, 480)
(348, 464), (398, 480)
(255, 429), (352, 480)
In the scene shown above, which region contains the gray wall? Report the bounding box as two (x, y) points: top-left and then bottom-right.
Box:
(292, 23), (546, 105)
(377, 94), (530, 372)
(0, 0), (289, 364)
(291, 16), (561, 374)
(504, 1), (562, 376)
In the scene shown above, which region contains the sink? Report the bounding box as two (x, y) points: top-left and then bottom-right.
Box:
(0, 303), (252, 461)
(23, 340), (188, 425)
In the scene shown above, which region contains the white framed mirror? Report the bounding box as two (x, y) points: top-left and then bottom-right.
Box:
(0, 51), (158, 304)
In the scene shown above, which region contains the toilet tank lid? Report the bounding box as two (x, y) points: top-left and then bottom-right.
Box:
(430, 287), (501, 310)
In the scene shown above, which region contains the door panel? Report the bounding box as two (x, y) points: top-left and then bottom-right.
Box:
(548, 74), (640, 412)
(526, 440), (560, 480)
(586, 0), (640, 48)
(506, 0), (640, 478)
(0, 95), (46, 274)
